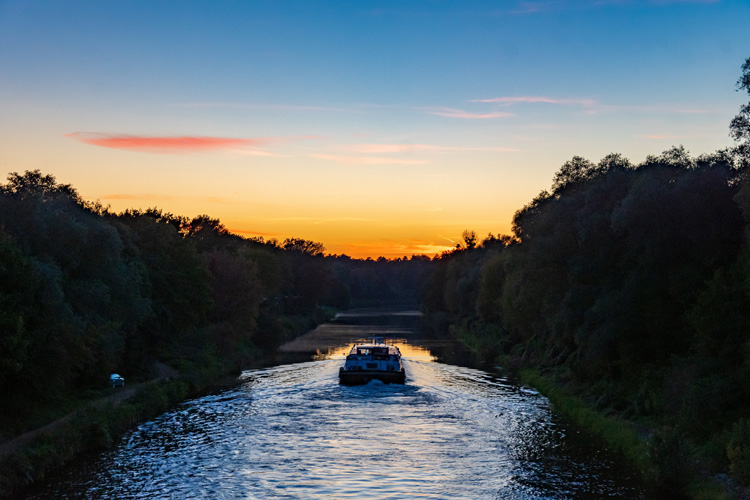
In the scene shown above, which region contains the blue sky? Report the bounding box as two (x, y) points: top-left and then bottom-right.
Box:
(1, 0), (749, 257)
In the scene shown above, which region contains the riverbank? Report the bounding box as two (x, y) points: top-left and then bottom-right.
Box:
(0, 309), (336, 499)
(516, 369), (739, 500)
(0, 377), (176, 497)
(447, 321), (744, 500)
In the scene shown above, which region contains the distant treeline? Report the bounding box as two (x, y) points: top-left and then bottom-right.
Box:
(0, 170), (432, 437)
(422, 58), (750, 493)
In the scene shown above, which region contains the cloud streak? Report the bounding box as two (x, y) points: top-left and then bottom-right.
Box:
(468, 96), (719, 116)
(427, 107), (515, 119)
(67, 132), (276, 154)
(174, 102), (354, 113)
(472, 96), (599, 108)
(347, 143), (518, 153)
(311, 154), (429, 165)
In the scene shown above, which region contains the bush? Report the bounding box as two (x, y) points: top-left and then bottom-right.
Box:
(645, 427), (694, 495)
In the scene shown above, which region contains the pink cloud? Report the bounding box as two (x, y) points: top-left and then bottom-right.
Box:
(66, 132), (275, 154)
(428, 108), (515, 119)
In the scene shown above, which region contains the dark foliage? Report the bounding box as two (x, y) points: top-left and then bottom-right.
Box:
(0, 170), (433, 440)
(421, 148), (750, 489)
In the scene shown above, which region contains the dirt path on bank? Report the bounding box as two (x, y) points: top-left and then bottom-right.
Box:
(0, 362), (182, 460)
(0, 382), (148, 460)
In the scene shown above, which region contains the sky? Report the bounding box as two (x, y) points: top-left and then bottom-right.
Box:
(1, 0), (749, 258)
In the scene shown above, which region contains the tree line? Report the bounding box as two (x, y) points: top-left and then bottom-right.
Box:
(421, 58), (750, 491)
(0, 171), (432, 438)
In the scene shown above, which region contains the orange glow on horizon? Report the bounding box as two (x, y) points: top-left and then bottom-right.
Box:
(227, 227), (457, 259)
(328, 340), (436, 360)
(80, 184), (517, 260)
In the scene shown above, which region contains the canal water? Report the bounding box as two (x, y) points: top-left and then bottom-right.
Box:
(27, 309), (650, 499)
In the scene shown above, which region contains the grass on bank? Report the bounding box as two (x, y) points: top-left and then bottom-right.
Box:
(0, 377), (190, 497)
(519, 368), (733, 500)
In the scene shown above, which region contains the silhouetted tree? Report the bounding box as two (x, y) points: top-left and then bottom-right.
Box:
(282, 238), (325, 256)
(0, 169), (82, 203)
(551, 156), (597, 193)
(597, 152), (633, 172)
(461, 230), (478, 250)
(731, 56), (750, 167)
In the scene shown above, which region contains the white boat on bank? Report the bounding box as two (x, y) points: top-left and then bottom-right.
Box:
(338, 337), (406, 385)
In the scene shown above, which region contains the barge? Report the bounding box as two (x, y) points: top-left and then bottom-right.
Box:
(339, 337), (406, 385)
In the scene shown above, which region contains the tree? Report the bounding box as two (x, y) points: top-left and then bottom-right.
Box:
(461, 230), (478, 250)
(114, 211), (211, 370)
(0, 169), (81, 203)
(551, 156), (597, 193)
(641, 145), (695, 170)
(597, 152), (633, 173)
(0, 231), (37, 388)
(511, 190), (552, 242)
(282, 238), (325, 256)
(731, 57), (750, 166)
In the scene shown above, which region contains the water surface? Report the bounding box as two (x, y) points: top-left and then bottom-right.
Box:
(27, 309), (649, 499)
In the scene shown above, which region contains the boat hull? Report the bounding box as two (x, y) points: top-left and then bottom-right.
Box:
(338, 368), (405, 385)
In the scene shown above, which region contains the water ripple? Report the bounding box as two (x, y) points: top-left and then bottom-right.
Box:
(29, 350), (648, 499)
(27, 308), (651, 499)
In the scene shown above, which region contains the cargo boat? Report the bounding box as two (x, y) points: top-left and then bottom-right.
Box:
(339, 337), (406, 385)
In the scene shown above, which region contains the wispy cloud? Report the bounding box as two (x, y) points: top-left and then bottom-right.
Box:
(67, 132), (276, 154)
(471, 96), (599, 108)
(310, 154), (429, 165)
(346, 143), (518, 153)
(468, 96), (719, 116)
(173, 102), (354, 113)
(509, 1), (564, 14)
(605, 104), (720, 115)
(427, 107), (515, 119)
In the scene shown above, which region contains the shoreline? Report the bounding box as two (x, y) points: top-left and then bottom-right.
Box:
(0, 310), (338, 499)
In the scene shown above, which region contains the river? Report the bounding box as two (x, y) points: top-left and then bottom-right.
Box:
(26, 309), (650, 499)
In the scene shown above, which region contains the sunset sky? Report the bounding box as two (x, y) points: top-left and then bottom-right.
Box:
(1, 0), (749, 258)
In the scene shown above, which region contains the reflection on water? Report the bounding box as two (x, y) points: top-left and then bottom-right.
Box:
(26, 309), (649, 499)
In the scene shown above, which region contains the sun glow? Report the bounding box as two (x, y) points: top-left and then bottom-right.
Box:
(328, 341), (436, 361)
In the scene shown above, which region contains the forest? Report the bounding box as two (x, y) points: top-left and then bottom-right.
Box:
(0, 173), (431, 439)
(421, 57), (750, 495)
